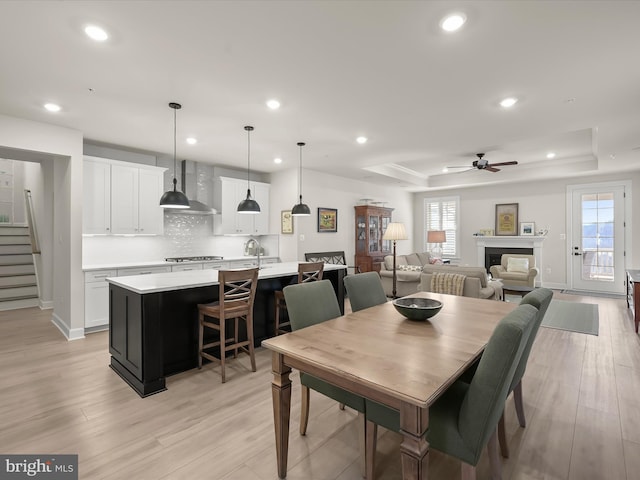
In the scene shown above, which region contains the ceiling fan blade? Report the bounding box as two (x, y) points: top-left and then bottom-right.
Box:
(487, 161), (518, 167)
(446, 165), (471, 169)
(485, 167), (500, 172)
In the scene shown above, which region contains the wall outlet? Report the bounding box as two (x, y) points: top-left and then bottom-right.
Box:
(560, 233), (566, 240)
(299, 234), (305, 241)
(546, 267), (552, 274)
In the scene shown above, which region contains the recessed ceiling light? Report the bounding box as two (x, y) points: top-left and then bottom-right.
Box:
(186, 137), (197, 145)
(442, 167), (449, 173)
(356, 136), (368, 144)
(500, 97), (518, 108)
(44, 103), (61, 112)
(84, 25), (108, 42)
(546, 152), (556, 159)
(440, 13), (466, 32)
(273, 157), (282, 164)
(266, 99), (281, 110)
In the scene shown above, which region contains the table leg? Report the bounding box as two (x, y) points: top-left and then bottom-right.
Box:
(271, 352), (292, 479)
(399, 404), (430, 480)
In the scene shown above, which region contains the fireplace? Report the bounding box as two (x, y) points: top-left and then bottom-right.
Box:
(485, 247), (533, 273)
(474, 235), (546, 286)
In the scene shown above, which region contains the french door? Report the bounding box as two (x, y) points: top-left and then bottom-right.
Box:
(569, 183), (626, 293)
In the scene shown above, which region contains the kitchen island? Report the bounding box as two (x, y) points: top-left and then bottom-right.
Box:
(107, 262), (346, 397)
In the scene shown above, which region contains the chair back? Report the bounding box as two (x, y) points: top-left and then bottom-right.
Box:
(510, 287), (553, 391)
(298, 261), (324, 283)
(217, 268), (259, 313)
(304, 251), (347, 265)
(283, 280), (341, 330)
(344, 272), (387, 312)
(456, 303), (538, 464)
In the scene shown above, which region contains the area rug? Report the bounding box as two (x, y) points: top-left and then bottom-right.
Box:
(541, 300), (599, 336)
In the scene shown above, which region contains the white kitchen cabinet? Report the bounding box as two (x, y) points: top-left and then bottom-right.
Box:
(117, 265), (172, 277)
(171, 263), (204, 272)
(83, 157), (111, 234)
(202, 260), (230, 270)
(84, 269), (117, 330)
(83, 156), (165, 235)
(216, 177), (270, 235)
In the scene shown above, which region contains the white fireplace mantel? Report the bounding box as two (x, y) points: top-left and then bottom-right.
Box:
(474, 236), (546, 285)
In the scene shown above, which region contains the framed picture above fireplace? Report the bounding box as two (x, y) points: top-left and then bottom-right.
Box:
(495, 203), (518, 236)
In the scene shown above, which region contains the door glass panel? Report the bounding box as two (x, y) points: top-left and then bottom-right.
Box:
(581, 192), (614, 282)
(368, 215), (379, 253)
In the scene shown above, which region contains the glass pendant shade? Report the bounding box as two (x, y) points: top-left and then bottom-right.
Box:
(237, 125), (260, 214)
(160, 102), (190, 208)
(291, 142), (310, 216)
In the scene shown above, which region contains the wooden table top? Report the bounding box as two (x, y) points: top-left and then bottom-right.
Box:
(262, 291), (517, 409)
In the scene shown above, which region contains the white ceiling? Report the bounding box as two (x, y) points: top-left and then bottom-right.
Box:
(1, 1), (639, 192)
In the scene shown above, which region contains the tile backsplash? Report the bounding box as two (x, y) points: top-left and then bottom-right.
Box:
(82, 213), (279, 266)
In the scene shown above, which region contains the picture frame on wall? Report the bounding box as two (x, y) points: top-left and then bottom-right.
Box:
(281, 210), (293, 234)
(520, 221), (535, 236)
(495, 203), (519, 236)
(317, 207), (338, 233)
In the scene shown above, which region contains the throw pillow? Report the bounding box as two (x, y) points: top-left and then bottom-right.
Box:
(397, 264), (422, 272)
(507, 257), (529, 273)
(429, 257), (444, 265)
(384, 255), (394, 270)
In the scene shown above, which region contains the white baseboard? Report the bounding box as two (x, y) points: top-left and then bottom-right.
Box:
(39, 299), (54, 310)
(51, 313), (85, 341)
(541, 282), (568, 290)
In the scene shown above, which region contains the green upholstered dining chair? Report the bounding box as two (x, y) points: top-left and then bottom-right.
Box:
(496, 287), (553, 457)
(364, 303), (538, 480)
(344, 271), (388, 312)
(282, 280), (366, 435)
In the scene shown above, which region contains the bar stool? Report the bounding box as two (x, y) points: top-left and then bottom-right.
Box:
(197, 268), (259, 383)
(274, 262), (324, 335)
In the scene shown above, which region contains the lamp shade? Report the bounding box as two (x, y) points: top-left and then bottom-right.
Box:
(383, 222), (408, 241)
(427, 230), (446, 243)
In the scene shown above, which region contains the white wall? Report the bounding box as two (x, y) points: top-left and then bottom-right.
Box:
(0, 114), (83, 339)
(270, 168), (414, 264)
(414, 170), (640, 288)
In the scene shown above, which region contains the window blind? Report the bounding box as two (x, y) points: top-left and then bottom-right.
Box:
(423, 196), (459, 257)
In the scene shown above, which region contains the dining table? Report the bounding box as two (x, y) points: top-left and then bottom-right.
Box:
(261, 291), (518, 480)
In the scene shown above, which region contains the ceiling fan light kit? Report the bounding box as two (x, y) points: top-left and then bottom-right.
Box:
(447, 153), (518, 173)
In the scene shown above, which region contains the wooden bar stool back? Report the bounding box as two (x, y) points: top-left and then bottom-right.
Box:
(197, 267), (259, 383)
(274, 262), (324, 335)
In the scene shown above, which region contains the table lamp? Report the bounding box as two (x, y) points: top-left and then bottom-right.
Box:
(382, 222), (408, 298)
(427, 230), (446, 260)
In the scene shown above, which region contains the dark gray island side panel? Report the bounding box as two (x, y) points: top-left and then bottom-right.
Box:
(108, 268), (345, 397)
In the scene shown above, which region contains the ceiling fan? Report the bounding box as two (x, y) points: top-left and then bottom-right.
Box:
(447, 153), (518, 173)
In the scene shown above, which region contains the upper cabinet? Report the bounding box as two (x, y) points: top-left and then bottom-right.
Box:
(215, 176), (270, 235)
(83, 156), (165, 235)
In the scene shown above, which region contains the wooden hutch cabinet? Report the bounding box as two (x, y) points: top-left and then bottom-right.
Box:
(354, 205), (393, 273)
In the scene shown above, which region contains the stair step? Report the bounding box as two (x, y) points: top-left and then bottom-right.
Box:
(0, 275), (37, 287)
(0, 245), (33, 255)
(0, 264), (35, 276)
(0, 254), (33, 265)
(0, 297), (40, 311)
(0, 235), (31, 245)
(0, 226), (29, 236)
(0, 285), (38, 299)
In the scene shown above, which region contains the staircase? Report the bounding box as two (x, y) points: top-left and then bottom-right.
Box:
(0, 226), (39, 310)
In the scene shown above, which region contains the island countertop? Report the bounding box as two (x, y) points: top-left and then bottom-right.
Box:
(107, 261), (346, 294)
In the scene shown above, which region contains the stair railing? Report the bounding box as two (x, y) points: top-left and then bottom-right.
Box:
(23, 189), (41, 254)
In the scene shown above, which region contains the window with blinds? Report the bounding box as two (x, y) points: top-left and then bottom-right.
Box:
(423, 196), (459, 258)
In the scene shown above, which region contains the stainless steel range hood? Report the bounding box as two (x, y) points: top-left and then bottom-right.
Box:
(165, 160), (216, 214)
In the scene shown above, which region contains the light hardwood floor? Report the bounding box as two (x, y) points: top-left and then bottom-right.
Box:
(0, 292), (639, 480)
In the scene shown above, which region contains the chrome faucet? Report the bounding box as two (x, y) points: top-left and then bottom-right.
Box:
(246, 236), (261, 269)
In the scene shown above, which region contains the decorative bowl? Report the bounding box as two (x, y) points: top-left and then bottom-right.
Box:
(392, 297), (443, 321)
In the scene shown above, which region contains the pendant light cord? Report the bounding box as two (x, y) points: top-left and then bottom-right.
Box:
(247, 128), (251, 189)
(298, 142), (305, 202)
(173, 106), (177, 190)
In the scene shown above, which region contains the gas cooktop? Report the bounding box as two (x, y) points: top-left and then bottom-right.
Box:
(165, 256), (224, 263)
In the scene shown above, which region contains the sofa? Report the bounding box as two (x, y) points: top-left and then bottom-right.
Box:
(489, 254), (538, 287)
(379, 252), (432, 298)
(417, 264), (499, 300)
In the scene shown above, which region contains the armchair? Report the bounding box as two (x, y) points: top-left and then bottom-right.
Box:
(490, 254), (539, 287)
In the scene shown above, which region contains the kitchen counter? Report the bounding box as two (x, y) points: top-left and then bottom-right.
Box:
(107, 262), (347, 397)
(107, 262), (344, 294)
(83, 255), (279, 271)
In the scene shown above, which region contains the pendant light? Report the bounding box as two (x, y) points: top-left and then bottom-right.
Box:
(159, 102), (190, 208)
(291, 142), (310, 216)
(237, 125), (261, 214)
